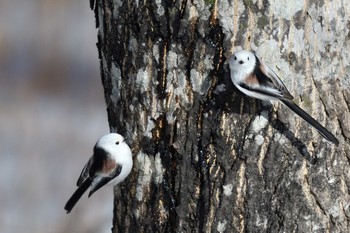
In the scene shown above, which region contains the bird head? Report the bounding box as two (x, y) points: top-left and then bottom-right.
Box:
(229, 50), (256, 74)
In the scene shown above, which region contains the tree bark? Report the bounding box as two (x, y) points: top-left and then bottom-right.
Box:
(92, 0), (350, 232)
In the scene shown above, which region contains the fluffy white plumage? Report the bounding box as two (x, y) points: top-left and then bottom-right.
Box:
(229, 50), (338, 144)
(64, 133), (133, 213)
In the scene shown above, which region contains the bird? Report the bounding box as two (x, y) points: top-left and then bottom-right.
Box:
(64, 133), (133, 213)
(229, 50), (339, 145)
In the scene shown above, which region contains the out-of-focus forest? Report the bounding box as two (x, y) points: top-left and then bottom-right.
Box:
(0, 1), (114, 233)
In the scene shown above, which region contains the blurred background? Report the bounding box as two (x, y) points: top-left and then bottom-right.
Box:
(0, 1), (114, 232)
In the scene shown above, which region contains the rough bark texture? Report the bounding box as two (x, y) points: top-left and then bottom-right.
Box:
(92, 0), (350, 232)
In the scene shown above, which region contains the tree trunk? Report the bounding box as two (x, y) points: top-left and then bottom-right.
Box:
(92, 0), (350, 232)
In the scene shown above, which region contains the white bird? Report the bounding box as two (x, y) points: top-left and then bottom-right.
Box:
(229, 50), (339, 145)
(64, 133), (133, 213)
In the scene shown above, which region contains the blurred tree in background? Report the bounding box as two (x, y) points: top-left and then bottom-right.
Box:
(0, 1), (112, 233)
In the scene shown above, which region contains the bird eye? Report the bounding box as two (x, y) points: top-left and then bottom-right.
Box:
(115, 141), (120, 145)
(234, 56), (237, 60)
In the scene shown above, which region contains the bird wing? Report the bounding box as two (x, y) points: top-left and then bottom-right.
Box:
(238, 82), (286, 99)
(260, 62), (294, 100)
(88, 164), (123, 197)
(76, 146), (125, 196)
(77, 156), (94, 186)
(77, 146), (111, 186)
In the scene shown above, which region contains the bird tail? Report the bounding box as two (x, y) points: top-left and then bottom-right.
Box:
(280, 99), (339, 145)
(64, 178), (92, 213)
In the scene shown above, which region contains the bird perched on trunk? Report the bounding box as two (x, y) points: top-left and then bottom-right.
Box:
(64, 133), (133, 213)
(229, 50), (339, 145)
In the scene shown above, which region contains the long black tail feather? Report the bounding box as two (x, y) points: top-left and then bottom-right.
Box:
(281, 99), (339, 145)
(64, 178), (92, 213)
